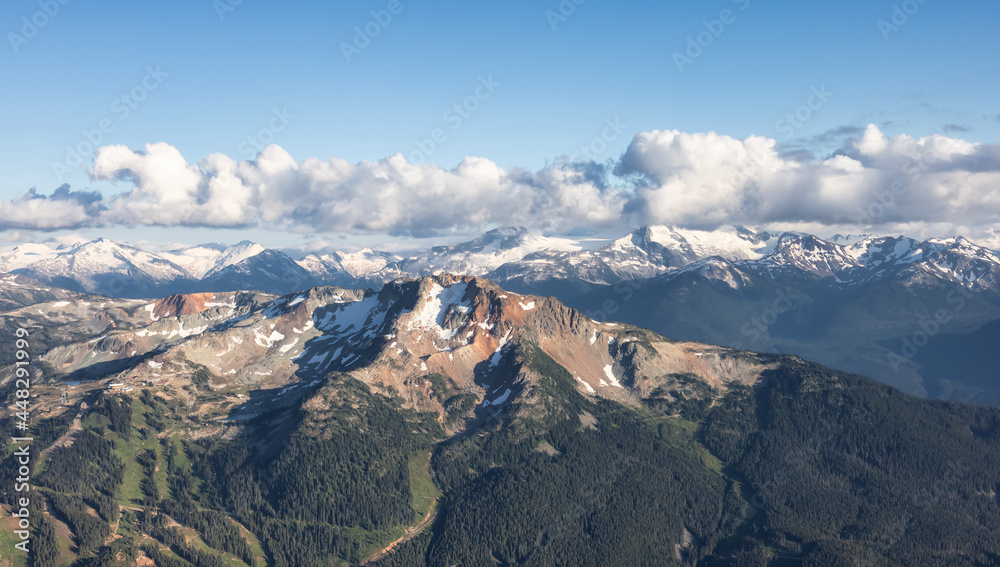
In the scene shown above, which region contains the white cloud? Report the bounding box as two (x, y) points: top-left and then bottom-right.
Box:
(0, 185), (103, 230)
(2, 125), (999, 240)
(92, 142), (254, 227)
(85, 143), (627, 235)
(619, 125), (1000, 232)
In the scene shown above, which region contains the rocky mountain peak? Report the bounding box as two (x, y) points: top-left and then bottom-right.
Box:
(15, 273), (773, 436)
(150, 292), (219, 320)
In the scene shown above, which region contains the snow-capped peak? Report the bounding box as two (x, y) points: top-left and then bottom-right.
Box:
(642, 225), (776, 261)
(0, 242), (63, 273)
(205, 241), (267, 277)
(5, 238), (195, 297)
(156, 244), (228, 279)
(395, 226), (583, 276)
(4, 227), (1000, 299)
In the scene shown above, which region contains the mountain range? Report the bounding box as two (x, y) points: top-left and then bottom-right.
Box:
(6, 225), (998, 297)
(1, 274), (1000, 565)
(4, 225), (1000, 405)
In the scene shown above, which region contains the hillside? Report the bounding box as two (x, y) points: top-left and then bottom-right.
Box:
(0, 276), (998, 566)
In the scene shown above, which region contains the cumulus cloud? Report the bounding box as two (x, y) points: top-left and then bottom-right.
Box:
(2, 124), (999, 239)
(619, 124), (1000, 231)
(0, 184), (104, 230)
(84, 143), (627, 235)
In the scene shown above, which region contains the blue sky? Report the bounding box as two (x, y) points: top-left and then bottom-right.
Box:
(1, 0), (999, 247)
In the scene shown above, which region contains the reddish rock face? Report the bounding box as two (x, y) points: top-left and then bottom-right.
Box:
(152, 292), (217, 319)
(349, 275), (774, 427)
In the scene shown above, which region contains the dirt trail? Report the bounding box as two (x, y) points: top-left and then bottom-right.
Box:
(40, 495), (78, 562)
(40, 407), (84, 458)
(358, 499), (438, 566)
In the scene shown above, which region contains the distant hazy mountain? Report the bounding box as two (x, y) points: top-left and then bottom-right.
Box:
(562, 234), (1000, 405)
(297, 247), (404, 288)
(4, 238), (197, 297)
(1, 239), (312, 298)
(7, 226), (997, 300)
(296, 225), (778, 289)
(487, 225), (775, 297)
(200, 248), (318, 295)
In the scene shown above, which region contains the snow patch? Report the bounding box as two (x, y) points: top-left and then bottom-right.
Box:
(484, 388), (512, 406)
(316, 295), (388, 339)
(603, 365), (622, 387)
(293, 319), (315, 334)
(253, 327), (285, 348)
(488, 328), (513, 368)
(167, 322), (208, 340)
(408, 281), (471, 341)
(489, 350), (504, 367)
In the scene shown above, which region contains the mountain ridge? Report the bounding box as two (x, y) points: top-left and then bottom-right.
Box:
(5, 226), (998, 298)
